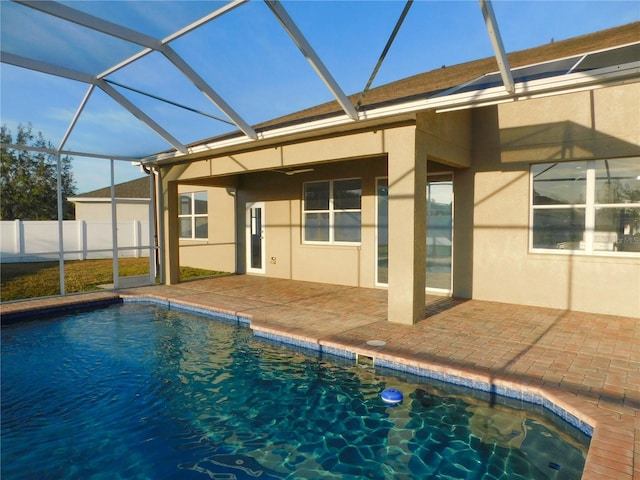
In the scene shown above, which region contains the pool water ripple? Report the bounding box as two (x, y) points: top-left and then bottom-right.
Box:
(2, 304), (589, 479)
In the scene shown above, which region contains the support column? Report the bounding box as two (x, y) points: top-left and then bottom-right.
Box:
(163, 177), (180, 285)
(110, 159), (119, 289)
(386, 127), (427, 324)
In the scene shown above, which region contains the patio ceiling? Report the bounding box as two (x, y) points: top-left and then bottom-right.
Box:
(1, 0), (638, 165)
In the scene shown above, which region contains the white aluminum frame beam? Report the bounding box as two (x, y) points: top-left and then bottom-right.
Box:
(165, 0), (248, 43)
(265, 0), (359, 121)
(55, 152), (66, 295)
(0, 142), (141, 162)
(59, 85), (95, 151)
(14, 0), (257, 139)
(161, 46), (257, 138)
(0, 52), (188, 153)
(479, 0), (515, 95)
(1, 51), (95, 84)
(110, 159), (120, 289)
(98, 80), (188, 153)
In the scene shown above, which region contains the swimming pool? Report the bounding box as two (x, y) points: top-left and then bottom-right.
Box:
(1, 303), (589, 479)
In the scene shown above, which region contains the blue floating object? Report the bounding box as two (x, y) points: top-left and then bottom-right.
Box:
(381, 388), (403, 404)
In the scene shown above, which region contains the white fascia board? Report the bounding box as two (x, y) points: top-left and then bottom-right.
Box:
(434, 61), (640, 112)
(434, 40), (640, 100)
(145, 61), (640, 165)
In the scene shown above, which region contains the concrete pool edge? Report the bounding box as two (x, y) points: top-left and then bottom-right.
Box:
(0, 292), (123, 324)
(224, 316), (636, 480)
(250, 323), (597, 436)
(2, 291), (635, 479)
(114, 295), (597, 437)
(120, 295), (600, 439)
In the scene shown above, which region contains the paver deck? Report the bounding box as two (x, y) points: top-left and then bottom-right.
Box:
(2, 275), (638, 479)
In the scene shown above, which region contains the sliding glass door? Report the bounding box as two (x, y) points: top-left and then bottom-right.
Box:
(426, 175), (453, 292)
(376, 174), (453, 292)
(376, 178), (389, 285)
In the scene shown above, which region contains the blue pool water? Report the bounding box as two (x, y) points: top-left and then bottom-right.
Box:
(1, 304), (589, 479)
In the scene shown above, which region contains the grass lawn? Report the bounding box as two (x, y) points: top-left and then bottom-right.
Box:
(0, 258), (226, 302)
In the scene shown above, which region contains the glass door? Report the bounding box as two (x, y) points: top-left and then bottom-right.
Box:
(426, 175), (453, 292)
(376, 178), (388, 285)
(376, 175), (453, 292)
(246, 202), (265, 274)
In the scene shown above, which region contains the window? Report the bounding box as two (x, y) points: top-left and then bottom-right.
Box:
(179, 192), (208, 240)
(531, 158), (640, 254)
(303, 179), (362, 244)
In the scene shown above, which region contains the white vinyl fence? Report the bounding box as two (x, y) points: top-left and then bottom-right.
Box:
(1, 219), (152, 263)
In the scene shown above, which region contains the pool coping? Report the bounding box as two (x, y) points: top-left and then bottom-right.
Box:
(0, 294), (123, 324)
(119, 295), (630, 480)
(119, 295), (638, 480)
(2, 290), (636, 479)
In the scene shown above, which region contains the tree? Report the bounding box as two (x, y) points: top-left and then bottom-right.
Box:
(1, 124), (76, 220)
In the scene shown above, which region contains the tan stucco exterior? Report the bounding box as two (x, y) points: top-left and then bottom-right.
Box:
(237, 158), (384, 285)
(468, 84), (640, 317)
(177, 184), (237, 274)
(158, 82), (640, 320)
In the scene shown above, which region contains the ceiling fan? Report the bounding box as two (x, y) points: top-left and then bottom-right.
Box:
(273, 168), (314, 176)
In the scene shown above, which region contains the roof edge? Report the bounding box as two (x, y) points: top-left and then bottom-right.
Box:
(145, 21), (640, 165)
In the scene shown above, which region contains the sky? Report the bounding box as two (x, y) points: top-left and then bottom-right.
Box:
(1, 0), (638, 193)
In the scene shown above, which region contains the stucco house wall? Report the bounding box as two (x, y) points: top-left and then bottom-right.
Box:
(163, 125), (412, 286)
(157, 25), (639, 320)
(236, 156), (387, 287)
(160, 86), (639, 317)
(466, 83), (640, 317)
(177, 183), (237, 273)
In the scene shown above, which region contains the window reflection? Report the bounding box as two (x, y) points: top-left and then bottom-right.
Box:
(377, 179), (388, 285)
(334, 179), (362, 210)
(304, 181), (330, 211)
(532, 209), (585, 250)
(532, 162), (586, 205)
(178, 191), (208, 240)
(302, 179), (361, 244)
(531, 158), (639, 254)
(304, 212), (329, 242)
(596, 207), (640, 251)
(595, 158), (640, 204)
(194, 192), (208, 214)
(179, 194), (192, 215)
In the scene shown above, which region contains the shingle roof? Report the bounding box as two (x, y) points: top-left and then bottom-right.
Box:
(73, 177), (151, 199)
(252, 22), (640, 132)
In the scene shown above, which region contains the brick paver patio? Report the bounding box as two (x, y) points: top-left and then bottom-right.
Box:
(2, 275), (638, 479)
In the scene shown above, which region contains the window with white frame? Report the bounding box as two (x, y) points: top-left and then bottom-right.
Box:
(179, 191), (208, 240)
(531, 158), (640, 254)
(303, 179), (362, 244)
